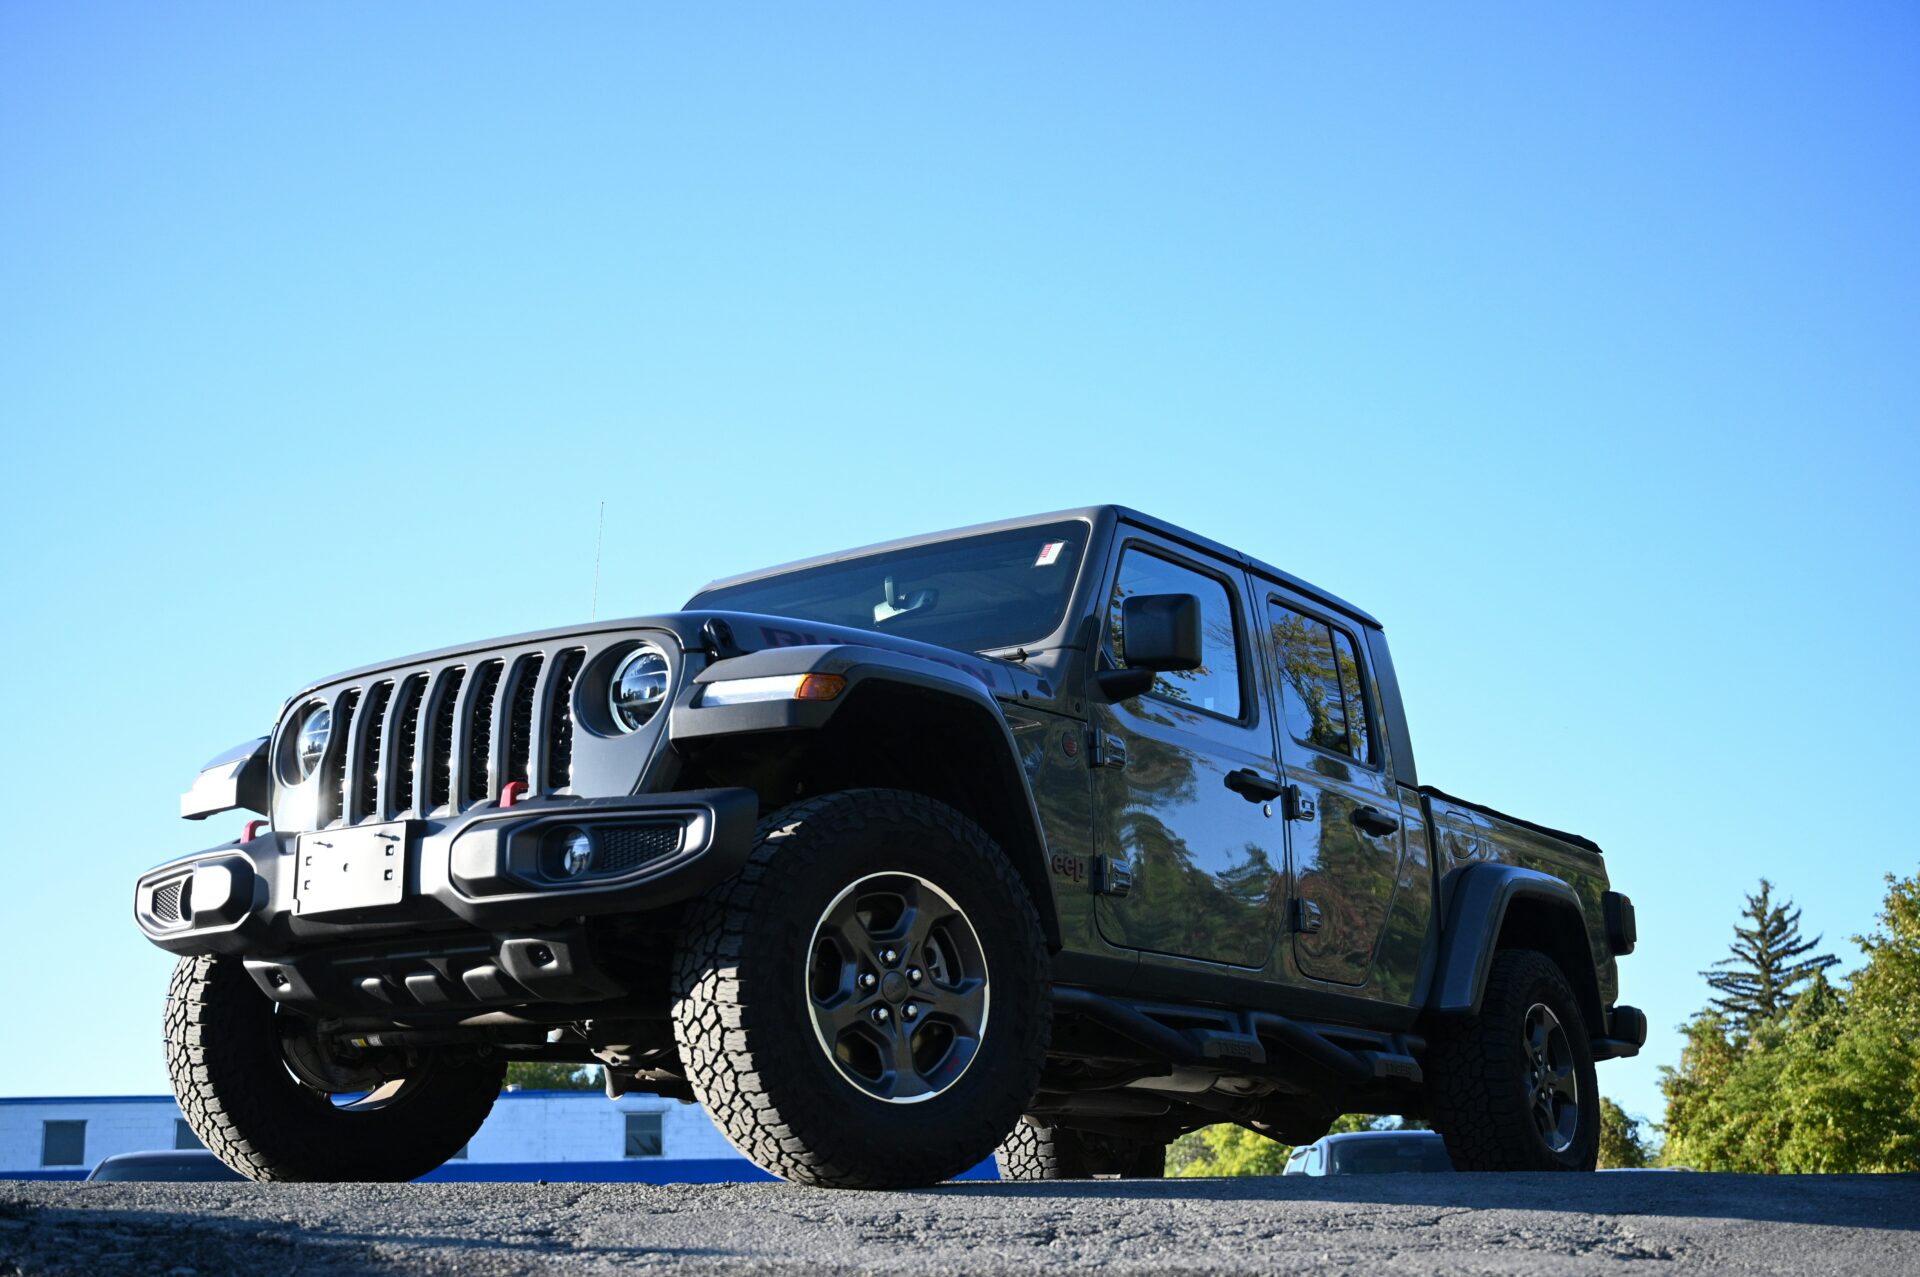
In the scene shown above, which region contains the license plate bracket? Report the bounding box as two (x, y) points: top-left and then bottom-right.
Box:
(295, 821), (414, 916)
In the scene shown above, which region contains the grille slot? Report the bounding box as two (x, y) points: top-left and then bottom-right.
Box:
(429, 668), (467, 810)
(596, 824), (681, 875)
(323, 690), (361, 826)
(505, 655), (544, 791)
(390, 674), (427, 816)
(464, 661), (506, 807)
(152, 881), (184, 925)
(546, 649), (586, 790)
(353, 681), (394, 822)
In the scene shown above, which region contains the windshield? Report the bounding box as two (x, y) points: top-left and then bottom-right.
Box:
(1328, 1136), (1453, 1175)
(690, 520), (1090, 656)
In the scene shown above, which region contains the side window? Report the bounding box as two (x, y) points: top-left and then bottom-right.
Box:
(1269, 602), (1373, 763)
(1109, 549), (1243, 719)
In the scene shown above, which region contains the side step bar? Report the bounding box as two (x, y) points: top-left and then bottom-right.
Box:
(1049, 986), (1422, 1086)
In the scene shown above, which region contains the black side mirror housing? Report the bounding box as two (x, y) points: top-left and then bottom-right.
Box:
(1097, 593), (1203, 700)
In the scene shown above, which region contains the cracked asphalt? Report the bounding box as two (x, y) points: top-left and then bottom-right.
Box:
(4, 1173), (1917, 1275)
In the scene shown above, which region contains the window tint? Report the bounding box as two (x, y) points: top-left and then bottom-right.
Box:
(42, 1120), (85, 1167)
(624, 1112), (664, 1157)
(1269, 602), (1373, 763)
(1109, 549), (1242, 718)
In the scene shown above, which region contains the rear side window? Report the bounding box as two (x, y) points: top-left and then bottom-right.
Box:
(1109, 549), (1243, 719)
(1268, 603), (1373, 763)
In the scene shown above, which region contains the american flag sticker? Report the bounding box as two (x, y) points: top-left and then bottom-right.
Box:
(1035, 541), (1066, 567)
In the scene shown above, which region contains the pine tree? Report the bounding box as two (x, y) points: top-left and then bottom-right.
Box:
(1701, 879), (1838, 1035)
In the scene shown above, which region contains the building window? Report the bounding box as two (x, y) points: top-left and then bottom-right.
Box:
(624, 1112), (664, 1158)
(450, 1143), (469, 1160)
(41, 1120), (86, 1167)
(174, 1119), (203, 1150)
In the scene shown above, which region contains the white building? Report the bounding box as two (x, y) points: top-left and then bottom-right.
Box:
(1, 1090), (761, 1182)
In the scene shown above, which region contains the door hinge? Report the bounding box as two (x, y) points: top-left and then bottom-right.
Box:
(1282, 784), (1316, 823)
(1291, 897), (1324, 933)
(1093, 854), (1132, 897)
(1087, 732), (1127, 770)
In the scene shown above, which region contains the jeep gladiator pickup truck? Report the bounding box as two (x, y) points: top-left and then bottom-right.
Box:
(135, 506), (1644, 1186)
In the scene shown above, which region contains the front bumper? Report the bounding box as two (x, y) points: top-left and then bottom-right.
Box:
(132, 787), (759, 960)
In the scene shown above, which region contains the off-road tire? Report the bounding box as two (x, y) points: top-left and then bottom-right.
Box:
(672, 788), (1051, 1188)
(996, 1119), (1166, 1180)
(1426, 948), (1600, 1171)
(165, 953), (505, 1181)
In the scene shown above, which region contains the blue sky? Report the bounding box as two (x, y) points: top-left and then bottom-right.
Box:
(2, 4), (1916, 1131)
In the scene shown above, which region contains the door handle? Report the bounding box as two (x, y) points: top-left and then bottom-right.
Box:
(1224, 769), (1285, 803)
(1351, 806), (1400, 837)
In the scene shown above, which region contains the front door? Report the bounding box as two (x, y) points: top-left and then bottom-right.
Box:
(1091, 536), (1286, 969)
(1261, 594), (1405, 987)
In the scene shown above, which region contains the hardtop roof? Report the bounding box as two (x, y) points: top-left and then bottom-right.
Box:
(694, 505), (1381, 628)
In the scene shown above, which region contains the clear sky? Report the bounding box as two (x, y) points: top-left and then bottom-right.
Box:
(3, 4), (1916, 1132)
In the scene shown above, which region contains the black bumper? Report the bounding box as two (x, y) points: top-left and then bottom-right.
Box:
(1593, 1004), (1648, 1060)
(132, 787), (759, 960)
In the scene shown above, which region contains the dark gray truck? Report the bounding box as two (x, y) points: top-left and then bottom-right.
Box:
(135, 506), (1644, 1186)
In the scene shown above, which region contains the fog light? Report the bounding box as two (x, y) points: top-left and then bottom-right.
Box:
(544, 827), (594, 879)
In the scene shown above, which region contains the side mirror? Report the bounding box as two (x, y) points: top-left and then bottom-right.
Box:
(1098, 593), (1203, 700)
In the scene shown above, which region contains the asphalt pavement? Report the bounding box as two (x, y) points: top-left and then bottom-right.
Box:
(4, 1173), (1917, 1275)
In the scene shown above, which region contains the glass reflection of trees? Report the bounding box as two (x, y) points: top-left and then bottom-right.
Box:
(1268, 604), (1370, 763)
(1106, 551), (1241, 718)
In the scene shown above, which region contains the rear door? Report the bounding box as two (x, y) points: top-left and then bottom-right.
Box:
(1089, 532), (1286, 969)
(1259, 591), (1406, 987)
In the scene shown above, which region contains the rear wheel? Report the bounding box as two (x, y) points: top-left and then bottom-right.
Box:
(1425, 948), (1599, 1171)
(672, 789), (1050, 1188)
(996, 1119), (1166, 1180)
(165, 954), (504, 1181)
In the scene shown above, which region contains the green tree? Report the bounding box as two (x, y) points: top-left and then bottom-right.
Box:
(1597, 1098), (1652, 1169)
(1701, 879), (1837, 1036)
(1170, 1124), (1291, 1177)
(505, 1061), (601, 1091)
(1662, 871), (1920, 1173)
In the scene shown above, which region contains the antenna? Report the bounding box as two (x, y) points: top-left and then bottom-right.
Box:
(590, 501), (605, 620)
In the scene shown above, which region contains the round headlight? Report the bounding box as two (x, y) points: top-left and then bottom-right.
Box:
(610, 644), (671, 732)
(291, 705), (331, 781)
(545, 827), (595, 879)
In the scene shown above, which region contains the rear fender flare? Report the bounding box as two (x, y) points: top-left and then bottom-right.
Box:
(1427, 864), (1602, 1031)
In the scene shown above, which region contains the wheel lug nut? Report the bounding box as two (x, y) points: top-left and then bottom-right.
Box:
(880, 949), (898, 966)
(903, 1005), (917, 1021)
(870, 1007), (890, 1024)
(859, 972), (877, 990)
(906, 967), (922, 984)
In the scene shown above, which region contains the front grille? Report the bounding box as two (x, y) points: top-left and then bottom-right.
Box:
(152, 881), (184, 925)
(284, 638), (626, 831)
(596, 824), (681, 874)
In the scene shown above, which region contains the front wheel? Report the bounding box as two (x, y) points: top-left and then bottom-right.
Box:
(672, 789), (1051, 1188)
(165, 954), (504, 1181)
(1425, 948), (1600, 1171)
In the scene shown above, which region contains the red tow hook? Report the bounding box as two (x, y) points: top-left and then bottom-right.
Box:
(500, 780), (529, 809)
(242, 819), (268, 842)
